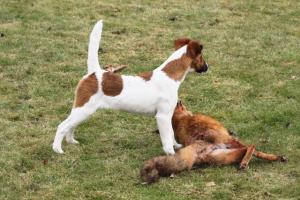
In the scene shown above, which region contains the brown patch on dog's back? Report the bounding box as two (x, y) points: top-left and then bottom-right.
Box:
(138, 71), (153, 81)
(74, 73), (98, 107)
(162, 55), (192, 81)
(102, 72), (123, 96)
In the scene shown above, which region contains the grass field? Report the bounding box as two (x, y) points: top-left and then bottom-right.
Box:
(1, 0), (300, 199)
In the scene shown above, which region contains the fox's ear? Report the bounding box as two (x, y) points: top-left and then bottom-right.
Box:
(174, 38), (191, 50)
(177, 100), (183, 107)
(178, 100), (182, 105)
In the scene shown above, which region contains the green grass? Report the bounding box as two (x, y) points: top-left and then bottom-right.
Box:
(1, 0), (300, 199)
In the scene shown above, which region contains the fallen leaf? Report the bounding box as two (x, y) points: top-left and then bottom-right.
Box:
(111, 28), (126, 35)
(206, 181), (216, 187)
(169, 16), (177, 21)
(43, 159), (48, 165)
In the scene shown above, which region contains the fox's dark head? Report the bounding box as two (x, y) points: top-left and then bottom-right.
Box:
(140, 160), (160, 184)
(173, 100), (192, 117)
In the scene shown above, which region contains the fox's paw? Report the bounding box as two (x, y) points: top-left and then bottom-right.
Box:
(239, 162), (248, 170)
(279, 156), (287, 162)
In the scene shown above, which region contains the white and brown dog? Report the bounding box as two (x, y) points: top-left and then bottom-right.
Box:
(52, 20), (208, 155)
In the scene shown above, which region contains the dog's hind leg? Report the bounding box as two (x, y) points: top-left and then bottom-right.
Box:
(65, 129), (79, 144)
(52, 103), (98, 154)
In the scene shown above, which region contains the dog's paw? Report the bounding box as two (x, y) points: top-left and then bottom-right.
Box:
(163, 146), (175, 155)
(52, 144), (64, 154)
(174, 143), (183, 150)
(70, 139), (79, 144)
(66, 137), (79, 144)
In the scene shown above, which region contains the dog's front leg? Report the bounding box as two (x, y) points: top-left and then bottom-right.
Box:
(155, 113), (176, 155)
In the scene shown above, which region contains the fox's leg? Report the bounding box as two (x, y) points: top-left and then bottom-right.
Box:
(225, 139), (246, 148)
(206, 147), (248, 165)
(239, 145), (255, 169)
(226, 139), (287, 162)
(254, 151), (287, 162)
(225, 139), (287, 165)
(226, 140), (258, 169)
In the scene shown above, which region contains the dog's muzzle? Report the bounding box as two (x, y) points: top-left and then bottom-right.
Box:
(196, 62), (209, 73)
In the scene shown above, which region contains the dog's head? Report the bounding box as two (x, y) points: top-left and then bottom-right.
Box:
(174, 38), (208, 73)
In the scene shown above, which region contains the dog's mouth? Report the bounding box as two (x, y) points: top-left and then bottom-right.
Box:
(196, 62), (209, 73)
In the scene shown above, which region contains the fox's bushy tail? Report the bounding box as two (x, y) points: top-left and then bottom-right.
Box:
(87, 20), (103, 74)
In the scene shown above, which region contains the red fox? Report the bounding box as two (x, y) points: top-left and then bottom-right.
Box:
(141, 101), (287, 183)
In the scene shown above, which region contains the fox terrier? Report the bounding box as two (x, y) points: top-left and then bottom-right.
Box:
(52, 20), (208, 155)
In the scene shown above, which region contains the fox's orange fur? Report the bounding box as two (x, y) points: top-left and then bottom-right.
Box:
(141, 101), (287, 183)
(172, 104), (232, 146)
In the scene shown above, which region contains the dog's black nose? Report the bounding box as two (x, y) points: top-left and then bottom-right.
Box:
(202, 63), (208, 72)
(197, 63), (209, 73)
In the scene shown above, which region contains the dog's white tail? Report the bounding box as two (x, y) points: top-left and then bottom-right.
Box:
(87, 20), (103, 74)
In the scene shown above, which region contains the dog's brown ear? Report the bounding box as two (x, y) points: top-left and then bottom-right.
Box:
(174, 38), (191, 50)
(186, 41), (203, 59)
